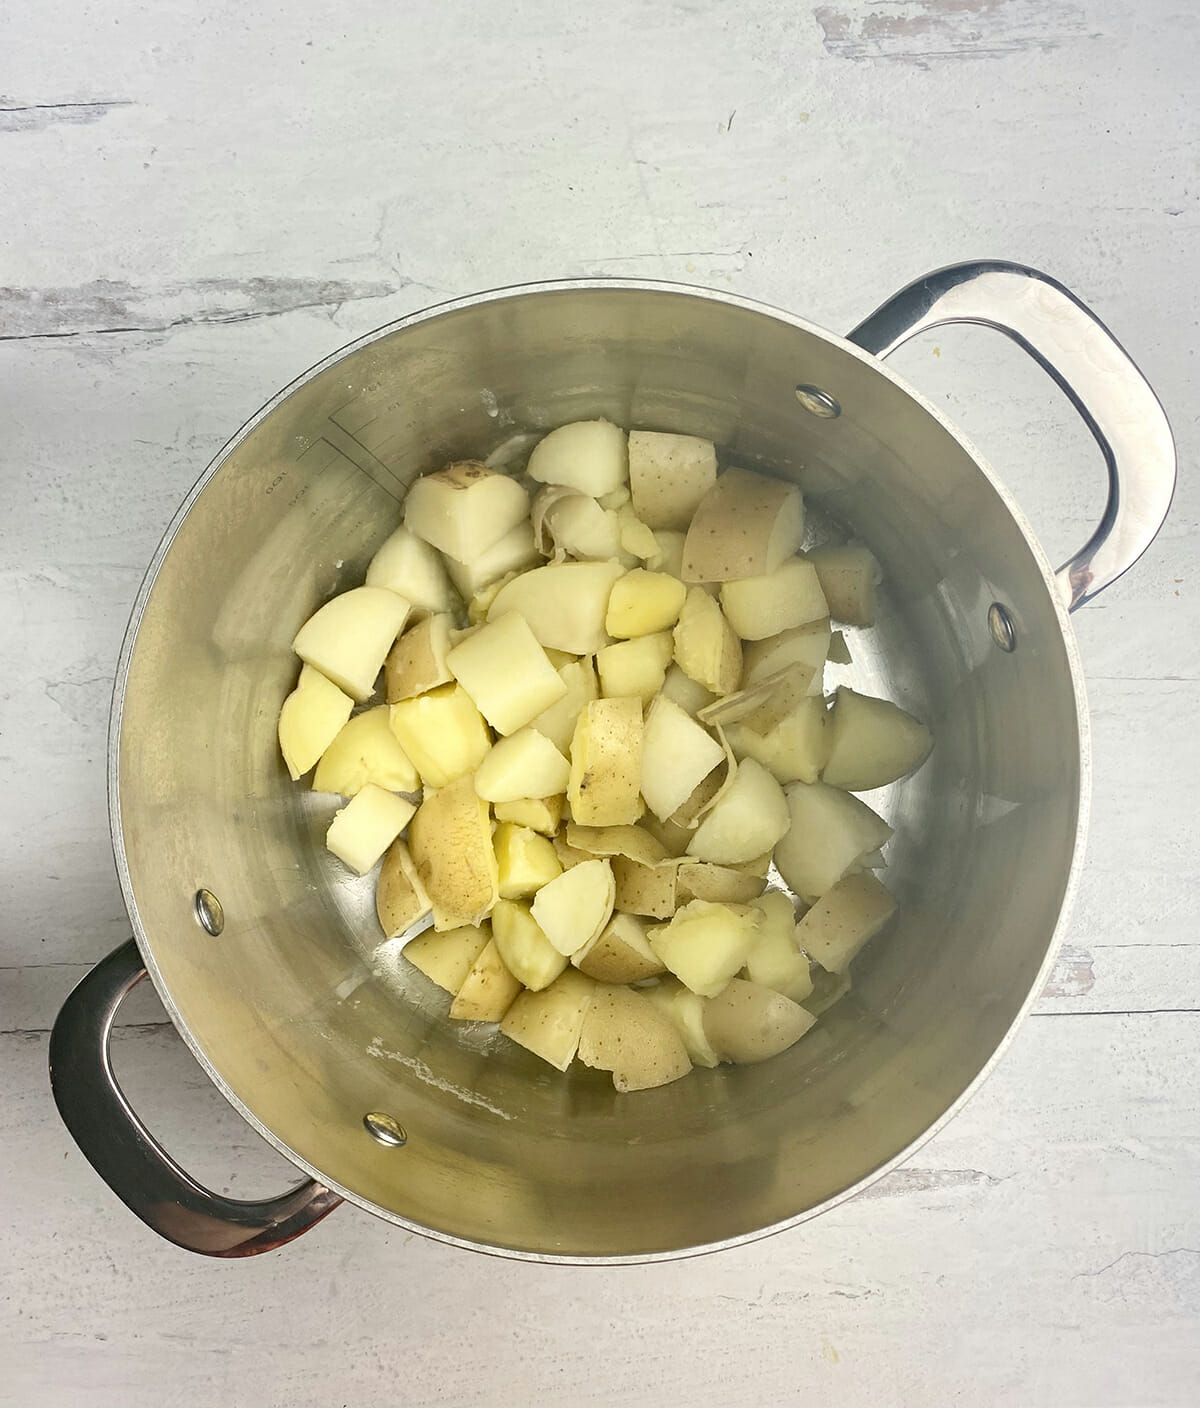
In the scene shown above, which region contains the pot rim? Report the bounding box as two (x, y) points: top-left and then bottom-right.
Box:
(107, 276), (1091, 1263)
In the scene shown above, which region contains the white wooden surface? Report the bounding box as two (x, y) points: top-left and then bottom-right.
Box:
(3, 1), (1198, 1404)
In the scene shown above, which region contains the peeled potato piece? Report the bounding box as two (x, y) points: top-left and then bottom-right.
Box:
(376, 841), (433, 937)
(743, 890), (812, 1001)
(500, 968), (596, 1070)
(648, 899), (760, 998)
(449, 939), (523, 1021)
(530, 658), (599, 756)
(616, 503), (659, 560)
(659, 663), (716, 718)
(795, 871), (897, 974)
(725, 695), (830, 785)
(742, 619), (832, 693)
(682, 467), (805, 582)
(366, 524), (460, 616)
(702, 978), (816, 1064)
(596, 632), (674, 704)
(568, 697), (644, 827)
(807, 544), (880, 627)
(673, 588), (742, 695)
(292, 586), (411, 702)
(640, 695), (726, 822)
(385, 613), (454, 703)
(493, 794), (565, 836)
(474, 728), (570, 804)
(605, 570), (687, 638)
(719, 558), (828, 641)
(325, 784), (416, 875)
(577, 984), (692, 1092)
(443, 519), (543, 599)
(526, 419), (629, 497)
(491, 899), (569, 990)
(388, 683), (491, 788)
(821, 687), (933, 791)
(278, 664), (354, 780)
(774, 780), (893, 905)
(312, 706), (420, 796)
(572, 912), (665, 983)
(642, 978), (720, 1068)
(628, 430), (718, 530)
(493, 822), (563, 899)
(685, 758), (790, 866)
(531, 858), (616, 957)
(488, 561), (624, 655)
(408, 775), (499, 930)
(447, 612), (567, 736)
(532, 487), (622, 561)
(402, 923), (490, 994)
(403, 461), (530, 562)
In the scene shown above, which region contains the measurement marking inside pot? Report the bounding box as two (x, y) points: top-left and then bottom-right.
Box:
(366, 1036), (514, 1119)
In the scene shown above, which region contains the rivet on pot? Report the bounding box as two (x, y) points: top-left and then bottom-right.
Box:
(193, 888), (224, 936)
(364, 1112), (408, 1148)
(988, 602), (1017, 652)
(794, 384), (841, 419)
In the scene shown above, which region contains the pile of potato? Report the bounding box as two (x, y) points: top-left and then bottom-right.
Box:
(277, 422), (932, 1092)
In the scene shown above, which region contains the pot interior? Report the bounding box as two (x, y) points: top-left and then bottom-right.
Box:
(115, 285), (1082, 1257)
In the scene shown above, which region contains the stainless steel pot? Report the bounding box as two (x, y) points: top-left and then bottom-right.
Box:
(51, 263), (1175, 1260)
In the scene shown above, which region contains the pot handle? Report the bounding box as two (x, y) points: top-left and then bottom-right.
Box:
(49, 939), (342, 1256)
(847, 260), (1176, 611)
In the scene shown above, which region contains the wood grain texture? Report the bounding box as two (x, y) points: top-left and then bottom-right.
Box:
(2, 0), (1197, 1403)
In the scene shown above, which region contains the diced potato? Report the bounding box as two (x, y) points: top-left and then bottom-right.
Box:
(646, 529), (686, 579)
(648, 900), (760, 998)
(443, 519), (542, 598)
(577, 984), (692, 1092)
(366, 524), (460, 616)
(743, 890), (812, 1001)
(639, 695), (726, 822)
(572, 912), (665, 983)
(596, 632), (674, 704)
(385, 613), (454, 703)
(669, 724), (736, 829)
(532, 487), (621, 560)
(542, 648), (576, 669)
(404, 461), (530, 561)
(641, 977), (720, 1068)
(821, 687), (933, 791)
(795, 871), (897, 973)
(628, 430), (718, 530)
(725, 695), (830, 785)
(659, 663), (716, 717)
(493, 794), (565, 836)
(605, 570), (687, 639)
(828, 630), (852, 665)
(403, 923), (490, 994)
(530, 859), (616, 957)
(292, 586), (411, 702)
(446, 612), (567, 735)
(467, 572), (518, 625)
(408, 775), (499, 929)
(774, 781), (892, 904)
(673, 587), (742, 695)
(682, 467), (804, 582)
(449, 939), (523, 1021)
(719, 559), (828, 640)
(493, 822), (563, 899)
(530, 658), (599, 755)
(388, 683), (491, 787)
(491, 899), (569, 990)
(611, 855), (679, 919)
(742, 619), (832, 692)
(312, 706), (420, 796)
(526, 420), (629, 497)
(568, 697), (644, 826)
(617, 503), (659, 560)
(277, 664), (354, 780)
(698, 663), (814, 733)
(488, 561), (624, 654)
(325, 784), (416, 875)
(474, 728), (570, 803)
(564, 823), (668, 867)
(702, 978), (815, 1064)
(376, 840), (433, 937)
(685, 758), (789, 866)
(500, 968), (596, 1070)
(677, 862), (766, 905)
(807, 544), (880, 626)
(598, 485), (631, 511)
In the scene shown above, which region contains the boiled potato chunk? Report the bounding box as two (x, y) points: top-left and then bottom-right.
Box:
(702, 979), (816, 1064)
(491, 899), (568, 990)
(443, 519), (543, 599)
(725, 695), (830, 785)
(642, 978), (720, 1068)
(572, 912), (665, 983)
(568, 697), (644, 826)
(312, 706), (420, 796)
(698, 663), (814, 733)
(388, 683), (491, 787)
(673, 588), (742, 695)
(531, 858), (616, 956)
(385, 613), (454, 703)
(277, 664), (354, 780)
(596, 632), (674, 704)
(403, 460), (530, 562)
(325, 784), (416, 875)
(646, 529), (686, 579)
(292, 586), (411, 702)
(533, 488), (621, 561)
(676, 862), (766, 905)
(616, 503), (659, 560)
(807, 544), (880, 626)
(449, 938), (523, 1021)
(659, 663), (716, 718)
(719, 558), (829, 641)
(474, 728), (571, 804)
(639, 695), (726, 822)
(795, 871), (897, 973)
(402, 923), (490, 994)
(365, 524), (459, 616)
(628, 430), (718, 530)
(488, 561), (624, 654)
(493, 822), (563, 899)
(821, 687), (933, 791)
(743, 890), (812, 1001)
(611, 855), (679, 919)
(529, 658), (599, 755)
(648, 899), (760, 998)
(685, 758), (790, 866)
(742, 619), (832, 693)
(774, 781), (893, 904)
(376, 840), (433, 937)
(500, 968), (596, 1070)
(493, 794), (565, 836)
(408, 775), (499, 929)
(605, 570), (687, 638)
(577, 984), (692, 1092)
(526, 419), (628, 497)
(682, 467), (804, 582)
(447, 611), (567, 736)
